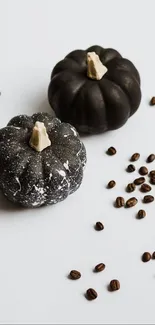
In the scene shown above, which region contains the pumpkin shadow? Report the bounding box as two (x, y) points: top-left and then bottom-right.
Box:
(0, 191), (24, 213)
(32, 96), (53, 115)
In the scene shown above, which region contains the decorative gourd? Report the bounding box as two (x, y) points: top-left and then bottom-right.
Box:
(48, 45), (141, 134)
(0, 112), (86, 208)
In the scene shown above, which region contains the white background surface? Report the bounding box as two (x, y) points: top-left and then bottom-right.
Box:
(0, 0), (155, 323)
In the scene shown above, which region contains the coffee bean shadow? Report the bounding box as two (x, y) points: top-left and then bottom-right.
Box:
(107, 284), (112, 292)
(83, 293), (87, 300)
(113, 201), (117, 208)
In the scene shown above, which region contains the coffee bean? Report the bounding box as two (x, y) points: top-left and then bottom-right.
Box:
(107, 147), (116, 155)
(126, 197), (138, 208)
(108, 180), (116, 189)
(115, 197), (125, 208)
(142, 252), (151, 262)
(94, 263), (105, 273)
(150, 177), (155, 185)
(140, 183), (152, 192)
(110, 279), (120, 291)
(139, 166), (148, 176)
(143, 195), (154, 203)
(149, 170), (155, 177)
(126, 183), (136, 193)
(127, 164), (135, 173)
(95, 222), (104, 231)
(86, 288), (98, 300)
(152, 252), (155, 259)
(130, 153), (140, 162)
(134, 177), (145, 185)
(147, 154), (155, 163)
(69, 270), (81, 280)
(150, 97), (155, 105)
(137, 209), (146, 219)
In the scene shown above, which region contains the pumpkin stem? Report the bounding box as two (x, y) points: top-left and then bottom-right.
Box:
(87, 52), (108, 80)
(29, 121), (51, 152)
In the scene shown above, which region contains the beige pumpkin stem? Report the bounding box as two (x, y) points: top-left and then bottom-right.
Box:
(87, 52), (108, 80)
(29, 121), (51, 152)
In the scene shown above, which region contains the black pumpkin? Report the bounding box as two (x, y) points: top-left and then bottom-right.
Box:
(0, 112), (86, 208)
(48, 45), (141, 134)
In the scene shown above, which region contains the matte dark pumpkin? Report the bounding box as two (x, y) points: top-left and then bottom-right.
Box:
(0, 112), (86, 208)
(48, 45), (141, 134)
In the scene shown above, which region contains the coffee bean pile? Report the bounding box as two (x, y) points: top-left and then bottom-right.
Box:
(108, 152), (155, 213)
(108, 151), (155, 275)
(68, 149), (155, 301)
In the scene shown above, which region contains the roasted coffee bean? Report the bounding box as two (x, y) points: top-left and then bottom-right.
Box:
(150, 97), (155, 105)
(149, 170), (155, 177)
(139, 166), (148, 176)
(69, 270), (81, 280)
(107, 180), (116, 189)
(86, 288), (98, 300)
(147, 154), (155, 163)
(126, 197), (138, 208)
(115, 197), (125, 208)
(152, 252), (155, 259)
(107, 147), (116, 155)
(134, 177), (145, 185)
(143, 195), (154, 203)
(126, 183), (136, 193)
(110, 279), (120, 291)
(95, 222), (104, 231)
(127, 164), (135, 173)
(94, 263), (105, 273)
(137, 209), (146, 219)
(140, 183), (152, 192)
(142, 252), (151, 262)
(130, 153), (140, 162)
(150, 177), (155, 185)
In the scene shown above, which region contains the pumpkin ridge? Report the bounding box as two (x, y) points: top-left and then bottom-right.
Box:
(106, 70), (141, 116)
(97, 82), (109, 131)
(67, 79), (88, 125)
(49, 71), (86, 120)
(7, 115), (33, 130)
(86, 45), (104, 56)
(41, 150), (70, 200)
(104, 74), (131, 106)
(15, 155), (45, 199)
(0, 142), (29, 171)
(50, 144), (82, 192)
(99, 48), (122, 65)
(0, 153), (31, 196)
(51, 58), (84, 79)
(42, 149), (68, 179)
(75, 81), (107, 133)
(98, 78), (130, 129)
(65, 49), (87, 68)
(105, 57), (140, 84)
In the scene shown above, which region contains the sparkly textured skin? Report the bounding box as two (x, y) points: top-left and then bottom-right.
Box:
(0, 112), (87, 208)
